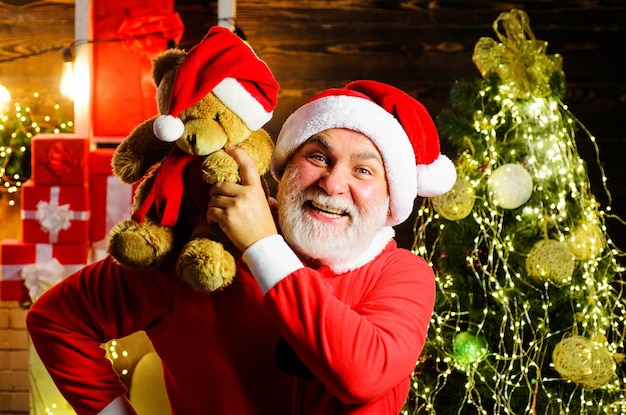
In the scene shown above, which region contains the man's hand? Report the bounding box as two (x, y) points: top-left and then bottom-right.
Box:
(206, 146), (278, 253)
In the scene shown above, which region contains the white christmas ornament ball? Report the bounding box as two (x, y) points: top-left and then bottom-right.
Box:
(489, 163), (533, 209)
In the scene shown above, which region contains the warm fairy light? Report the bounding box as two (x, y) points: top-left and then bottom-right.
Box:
(105, 339), (133, 379)
(405, 11), (625, 412)
(0, 95), (72, 204)
(0, 81), (11, 113)
(407, 68), (625, 415)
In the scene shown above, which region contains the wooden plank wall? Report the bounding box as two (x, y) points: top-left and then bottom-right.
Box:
(1, 0), (625, 249)
(183, 0), (626, 249)
(0, 0), (74, 116)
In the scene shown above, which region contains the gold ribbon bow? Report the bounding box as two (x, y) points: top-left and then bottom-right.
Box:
(472, 9), (563, 99)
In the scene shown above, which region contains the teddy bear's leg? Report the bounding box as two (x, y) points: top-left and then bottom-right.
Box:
(107, 219), (175, 270)
(176, 239), (236, 292)
(175, 221), (237, 292)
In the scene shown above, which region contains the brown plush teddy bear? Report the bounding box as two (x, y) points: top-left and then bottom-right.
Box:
(107, 26), (279, 292)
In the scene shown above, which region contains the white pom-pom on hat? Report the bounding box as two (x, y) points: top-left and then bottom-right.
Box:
(153, 115), (185, 142)
(415, 154), (457, 197)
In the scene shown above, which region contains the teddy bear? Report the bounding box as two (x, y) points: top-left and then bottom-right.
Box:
(106, 26), (279, 292)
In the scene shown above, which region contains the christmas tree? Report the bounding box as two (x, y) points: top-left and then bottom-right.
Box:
(406, 9), (625, 415)
(0, 94), (73, 205)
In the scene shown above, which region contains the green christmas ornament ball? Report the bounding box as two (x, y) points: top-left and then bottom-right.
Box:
(453, 331), (489, 369)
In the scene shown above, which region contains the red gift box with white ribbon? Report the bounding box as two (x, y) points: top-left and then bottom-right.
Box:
(89, 148), (133, 261)
(31, 133), (90, 186)
(21, 182), (90, 244)
(0, 239), (88, 302)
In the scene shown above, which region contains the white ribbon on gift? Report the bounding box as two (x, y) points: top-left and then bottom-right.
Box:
(22, 186), (90, 243)
(105, 175), (132, 235)
(90, 175), (132, 263)
(21, 257), (65, 302)
(13, 244), (86, 301)
(36, 200), (72, 233)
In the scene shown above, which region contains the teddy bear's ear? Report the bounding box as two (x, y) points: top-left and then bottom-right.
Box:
(151, 49), (187, 86)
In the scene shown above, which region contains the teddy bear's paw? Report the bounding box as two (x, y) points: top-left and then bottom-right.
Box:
(176, 239), (236, 292)
(107, 220), (174, 270)
(202, 152), (241, 184)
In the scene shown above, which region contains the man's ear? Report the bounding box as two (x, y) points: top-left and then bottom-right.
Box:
(384, 199), (396, 227)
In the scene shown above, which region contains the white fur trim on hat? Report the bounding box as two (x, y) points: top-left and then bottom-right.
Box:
(272, 94), (418, 226)
(213, 77), (274, 131)
(153, 115), (185, 142)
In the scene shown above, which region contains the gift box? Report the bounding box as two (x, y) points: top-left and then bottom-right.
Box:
(21, 182), (90, 244)
(89, 148), (133, 258)
(31, 133), (90, 186)
(91, 1), (183, 138)
(0, 240), (88, 302)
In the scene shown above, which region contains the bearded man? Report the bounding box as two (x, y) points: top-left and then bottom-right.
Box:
(27, 80), (456, 415)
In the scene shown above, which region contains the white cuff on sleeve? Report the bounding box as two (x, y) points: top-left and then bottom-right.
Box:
(97, 395), (137, 415)
(242, 234), (303, 294)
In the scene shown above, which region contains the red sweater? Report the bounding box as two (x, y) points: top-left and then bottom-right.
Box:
(27, 240), (434, 415)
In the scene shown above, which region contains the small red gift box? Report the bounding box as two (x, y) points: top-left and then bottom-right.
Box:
(0, 239), (88, 302)
(89, 148), (133, 258)
(31, 133), (90, 186)
(21, 182), (90, 244)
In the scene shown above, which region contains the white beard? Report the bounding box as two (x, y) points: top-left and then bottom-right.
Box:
(276, 166), (391, 267)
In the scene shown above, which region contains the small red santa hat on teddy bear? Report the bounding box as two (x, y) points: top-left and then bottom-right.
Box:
(153, 26), (279, 142)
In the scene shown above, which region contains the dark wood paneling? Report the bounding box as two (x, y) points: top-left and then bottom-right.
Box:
(0, 0), (74, 112)
(231, 0), (626, 248)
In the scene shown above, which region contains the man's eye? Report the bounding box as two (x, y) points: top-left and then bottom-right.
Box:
(308, 154), (327, 164)
(356, 167), (372, 176)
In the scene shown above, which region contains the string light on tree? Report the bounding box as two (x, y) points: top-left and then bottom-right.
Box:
(0, 93), (73, 205)
(405, 9), (626, 415)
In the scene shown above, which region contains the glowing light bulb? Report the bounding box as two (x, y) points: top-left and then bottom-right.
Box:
(60, 47), (75, 100)
(0, 81), (11, 113)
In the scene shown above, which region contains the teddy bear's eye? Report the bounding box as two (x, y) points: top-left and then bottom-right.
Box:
(214, 113), (220, 122)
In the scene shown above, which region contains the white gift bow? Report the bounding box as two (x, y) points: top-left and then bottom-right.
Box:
(28, 186), (89, 243)
(21, 257), (65, 302)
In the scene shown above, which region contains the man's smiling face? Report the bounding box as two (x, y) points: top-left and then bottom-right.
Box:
(276, 128), (391, 265)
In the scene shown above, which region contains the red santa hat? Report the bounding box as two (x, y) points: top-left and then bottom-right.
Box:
(271, 80), (457, 226)
(153, 26), (279, 142)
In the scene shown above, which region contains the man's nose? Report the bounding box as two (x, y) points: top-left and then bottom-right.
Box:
(318, 167), (349, 195)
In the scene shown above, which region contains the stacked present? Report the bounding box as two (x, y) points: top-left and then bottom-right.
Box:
(0, 134), (133, 303)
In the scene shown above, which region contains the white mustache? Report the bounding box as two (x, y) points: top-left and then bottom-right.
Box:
(305, 192), (357, 217)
